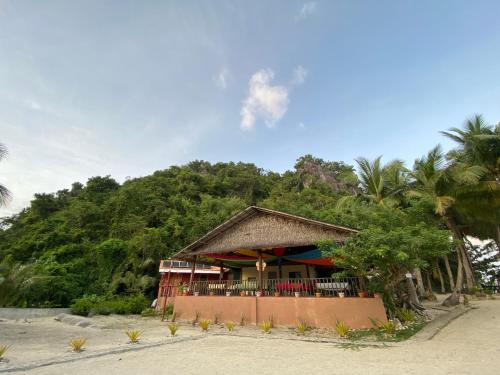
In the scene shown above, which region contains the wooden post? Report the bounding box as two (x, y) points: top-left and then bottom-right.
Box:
(258, 250), (263, 294)
(219, 261), (224, 281)
(188, 256), (197, 290)
(161, 261), (172, 321)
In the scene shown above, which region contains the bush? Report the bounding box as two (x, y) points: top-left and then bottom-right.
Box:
(141, 308), (157, 317)
(71, 294), (150, 316)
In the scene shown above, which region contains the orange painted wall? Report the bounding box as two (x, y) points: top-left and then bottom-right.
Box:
(172, 296), (387, 329)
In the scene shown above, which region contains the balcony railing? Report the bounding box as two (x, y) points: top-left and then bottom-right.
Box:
(161, 277), (367, 298)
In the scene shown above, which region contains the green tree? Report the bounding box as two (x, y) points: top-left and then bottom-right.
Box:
(0, 143), (11, 206)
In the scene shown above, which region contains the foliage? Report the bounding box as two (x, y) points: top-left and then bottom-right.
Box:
(70, 294), (149, 316)
(167, 323), (178, 336)
(0, 345), (9, 360)
(141, 308), (157, 317)
(396, 308), (416, 323)
(335, 321), (350, 338)
(380, 321), (396, 335)
(225, 321), (236, 332)
(125, 330), (142, 343)
(260, 320), (272, 334)
(69, 337), (87, 352)
(199, 319), (210, 331)
(296, 321), (308, 335)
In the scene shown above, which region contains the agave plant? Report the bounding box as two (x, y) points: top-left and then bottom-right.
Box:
(0, 345), (9, 361)
(335, 321), (349, 338)
(260, 321), (272, 334)
(225, 321), (235, 332)
(69, 337), (87, 352)
(167, 323), (178, 336)
(125, 329), (143, 343)
(199, 319), (210, 332)
(296, 321), (308, 335)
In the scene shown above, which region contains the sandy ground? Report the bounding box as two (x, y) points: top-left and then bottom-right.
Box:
(1, 299), (500, 375)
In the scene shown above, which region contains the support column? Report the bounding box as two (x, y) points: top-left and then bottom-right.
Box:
(258, 250), (263, 294)
(188, 256), (197, 290)
(219, 261), (224, 281)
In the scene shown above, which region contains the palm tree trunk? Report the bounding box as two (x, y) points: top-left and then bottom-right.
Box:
(414, 268), (426, 297)
(443, 249), (464, 307)
(425, 271), (434, 297)
(444, 216), (475, 290)
(435, 258), (445, 293)
(443, 255), (454, 291)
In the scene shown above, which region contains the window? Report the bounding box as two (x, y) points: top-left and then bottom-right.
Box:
(288, 271), (302, 279)
(267, 271), (278, 280)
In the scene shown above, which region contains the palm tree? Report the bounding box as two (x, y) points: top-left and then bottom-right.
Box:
(0, 143), (12, 207)
(407, 145), (485, 303)
(336, 156), (408, 208)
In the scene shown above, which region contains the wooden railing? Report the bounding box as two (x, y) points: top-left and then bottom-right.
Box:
(168, 277), (366, 297)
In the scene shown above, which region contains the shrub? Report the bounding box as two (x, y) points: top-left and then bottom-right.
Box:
(225, 321), (236, 332)
(199, 319), (210, 332)
(71, 295), (150, 316)
(167, 324), (178, 336)
(125, 329), (143, 343)
(127, 295), (149, 314)
(0, 345), (9, 361)
(335, 321), (349, 338)
(296, 321), (308, 335)
(141, 308), (157, 317)
(69, 337), (87, 352)
(380, 321), (396, 335)
(70, 296), (97, 316)
(261, 321), (272, 334)
(396, 308), (415, 323)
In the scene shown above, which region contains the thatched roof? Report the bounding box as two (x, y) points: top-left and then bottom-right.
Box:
(174, 206), (357, 259)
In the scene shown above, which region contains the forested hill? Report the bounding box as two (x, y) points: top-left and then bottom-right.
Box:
(0, 156), (361, 307)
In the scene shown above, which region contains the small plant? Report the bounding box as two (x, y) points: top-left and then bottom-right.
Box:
(199, 319), (210, 332)
(396, 308), (416, 323)
(296, 321), (308, 335)
(268, 315), (274, 328)
(214, 313), (220, 325)
(463, 295), (470, 306)
(225, 321), (236, 332)
(171, 312), (177, 322)
(239, 313), (246, 326)
(380, 321), (396, 335)
(125, 329), (143, 343)
(335, 321), (350, 338)
(0, 345), (10, 361)
(167, 323), (178, 336)
(69, 337), (87, 352)
(261, 320), (272, 334)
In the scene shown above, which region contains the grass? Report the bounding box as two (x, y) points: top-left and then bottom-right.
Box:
(167, 323), (178, 336)
(396, 308), (416, 323)
(348, 322), (425, 342)
(380, 321), (396, 335)
(225, 321), (236, 332)
(199, 319), (210, 332)
(69, 337), (87, 352)
(261, 320), (272, 334)
(0, 345), (9, 361)
(125, 329), (143, 343)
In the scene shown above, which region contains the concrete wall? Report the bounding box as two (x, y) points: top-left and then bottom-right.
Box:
(0, 308), (70, 320)
(173, 296), (387, 329)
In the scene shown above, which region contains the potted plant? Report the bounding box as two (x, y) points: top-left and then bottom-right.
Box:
(273, 291), (281, 297)
(358, 291), (368, 298)
(256, 291), (262, 297)
(240, 291), (246, 296)
(294, 291), (300, 298)
(177, 284), (187, 296)
(209, 290), (215, 296)
(315, 289), (322, 298)
(338, 292), (345, 298)
(194, 291), (200, 296)
(225, 291), (231, 297)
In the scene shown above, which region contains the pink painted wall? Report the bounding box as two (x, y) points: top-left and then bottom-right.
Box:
(172, 296), (387, 329)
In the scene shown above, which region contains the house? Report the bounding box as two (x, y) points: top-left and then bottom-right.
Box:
(157, 206), (387, 328)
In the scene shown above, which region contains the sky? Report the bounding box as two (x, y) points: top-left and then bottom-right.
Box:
(1, 0), (500, 216)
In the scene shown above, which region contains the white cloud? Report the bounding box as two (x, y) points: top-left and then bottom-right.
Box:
(240, 69), (289, 130)
(298, 122), (305, 129)
(298, 2), (317, 19)
(291, 65), (308, 85)
(213, 68), (230, 90)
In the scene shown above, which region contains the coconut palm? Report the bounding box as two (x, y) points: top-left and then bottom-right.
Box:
(407, 145), (486, 302)
(336, 156), (408, 208)
(0, 143), (12, 207)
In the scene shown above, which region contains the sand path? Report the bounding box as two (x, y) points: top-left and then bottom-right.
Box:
(4, 300), (500, 375)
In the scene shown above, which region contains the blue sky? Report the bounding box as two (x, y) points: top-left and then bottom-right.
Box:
(1, 0), (500, 215)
